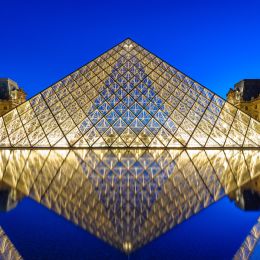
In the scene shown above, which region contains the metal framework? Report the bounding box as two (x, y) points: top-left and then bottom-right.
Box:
(0, 39), (259, 148)
(0, 227), (22, 259)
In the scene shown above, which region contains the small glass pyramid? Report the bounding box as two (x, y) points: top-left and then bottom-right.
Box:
(0, 38), (259, 148)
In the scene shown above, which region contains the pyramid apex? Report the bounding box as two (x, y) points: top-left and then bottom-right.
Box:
(119, 38), (138, 51)
(119, 38), (137, 51)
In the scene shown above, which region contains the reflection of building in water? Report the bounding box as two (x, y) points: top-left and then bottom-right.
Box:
(0, 182), (23, 212)
(0, 227), (22, 259)
(0, 78), (26, 116)
(0, 148), (259, 253)
(229, 176), (260, 211)
(227, 79), (260, 120)
(234, 216), (260, 260)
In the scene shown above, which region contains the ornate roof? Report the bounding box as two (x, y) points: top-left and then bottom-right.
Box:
(0, 78), (20, 100)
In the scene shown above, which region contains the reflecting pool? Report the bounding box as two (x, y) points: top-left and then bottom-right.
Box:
(0, 148), (259, 259)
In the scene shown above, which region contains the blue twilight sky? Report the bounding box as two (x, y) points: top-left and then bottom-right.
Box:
(1, 0), (260, 100)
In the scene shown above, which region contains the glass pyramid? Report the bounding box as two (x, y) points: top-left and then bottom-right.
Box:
(0, 38), (259, 148)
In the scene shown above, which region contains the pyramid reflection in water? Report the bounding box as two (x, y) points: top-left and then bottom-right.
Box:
(0, 149), (259, 252)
